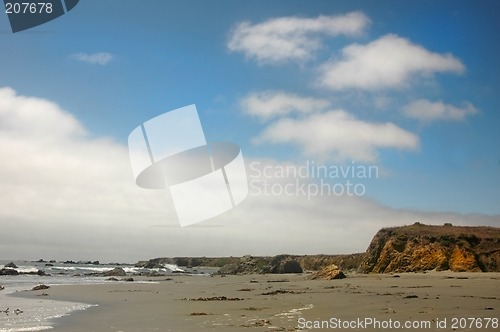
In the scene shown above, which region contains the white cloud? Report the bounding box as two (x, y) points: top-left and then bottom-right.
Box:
(228, 12), (370, 64)
(72, 52), (113, 65)
(254, 110), (419, 162)
(402, 99), (478, 122)
(0, 87), (172, 261)
(240, 90), (330, 120)
(0, 87), (85, 140)
(317, 34), (465, 90)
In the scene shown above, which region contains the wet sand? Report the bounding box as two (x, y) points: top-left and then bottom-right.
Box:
(16, 271), (500, 331)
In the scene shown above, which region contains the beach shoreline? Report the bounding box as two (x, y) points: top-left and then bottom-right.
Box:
(11, 271), (500, 331)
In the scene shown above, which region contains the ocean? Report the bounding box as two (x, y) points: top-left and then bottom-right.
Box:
(0, 259), (207, 331)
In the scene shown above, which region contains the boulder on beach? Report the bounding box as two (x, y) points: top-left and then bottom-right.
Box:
(309, 264), (346, 280)
(4, 262), (18, 268)
(104, 267), (127, 277)
(32, 284), (50, 291)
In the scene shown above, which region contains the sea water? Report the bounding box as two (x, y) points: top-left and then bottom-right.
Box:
(0, 259), (192, 331)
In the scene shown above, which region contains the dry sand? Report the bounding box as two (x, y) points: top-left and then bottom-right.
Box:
(17, 271), (500, 331)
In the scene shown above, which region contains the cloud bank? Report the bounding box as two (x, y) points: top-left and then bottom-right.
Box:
(254, 110), (419, 162)
(403, 99), (478, 122)
(240, 91), (330, 120)
(228, 12), (370, 64)
(317, 34), (465, 90)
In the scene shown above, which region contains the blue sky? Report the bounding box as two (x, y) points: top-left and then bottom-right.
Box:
(0, 1), (498, 261)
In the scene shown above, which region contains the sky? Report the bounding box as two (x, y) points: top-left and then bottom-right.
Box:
(0, 0), (499, 263)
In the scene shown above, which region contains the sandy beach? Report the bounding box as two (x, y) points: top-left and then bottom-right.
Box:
(12, 271), (500, 331)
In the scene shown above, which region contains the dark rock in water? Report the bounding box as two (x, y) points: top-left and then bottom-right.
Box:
(104, 267), (126, 277)
(77, 261), (92, 265)
(122, 277), (134, 282)
(45, 263), (54, 267)
(136, 257), (174, 269)
(92, 261), (100, 265)
(32, 284), (50, 291)
(4, 262), (18, 268)
(106, 277), (119, 281)
(37, 270), (47, 276)
(0, 268), (19, 275)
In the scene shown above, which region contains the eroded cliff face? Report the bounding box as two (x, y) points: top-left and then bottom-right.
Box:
(360, 224), (500, 273)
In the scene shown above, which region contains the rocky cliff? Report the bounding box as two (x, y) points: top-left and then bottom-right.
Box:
(136, 224), (499, 274)
(360, 223), (500, 273)
(136, 253), (365, 274)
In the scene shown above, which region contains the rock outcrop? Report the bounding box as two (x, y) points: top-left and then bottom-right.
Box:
(4, 262), (17, 268)
(271, 257), (303, 274)
(217, 255), (304, 274)
(134, 224), (499, 275)
(360, 223), (500, 273)
(0, 268), (19, 275)
(217, 263), (239, 274)
(0, 268), (47, 276)
(310, 264), (346, 280)
(104, 267), (127, 277)
(136, 253), (364, 275)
